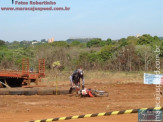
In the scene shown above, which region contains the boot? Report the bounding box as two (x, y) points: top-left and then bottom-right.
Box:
(69, 87), (73, 94)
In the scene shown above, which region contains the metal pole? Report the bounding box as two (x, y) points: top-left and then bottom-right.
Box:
(56, 74), (58, 95)
(0, 81), (11, 88)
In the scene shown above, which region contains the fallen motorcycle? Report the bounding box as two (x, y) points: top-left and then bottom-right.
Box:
(69, 85), (108, 97)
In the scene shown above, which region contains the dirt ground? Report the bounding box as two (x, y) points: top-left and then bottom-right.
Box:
(0, 82), (162, 122)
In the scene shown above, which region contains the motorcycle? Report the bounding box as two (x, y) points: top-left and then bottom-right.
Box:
(69, 85), (108, 97)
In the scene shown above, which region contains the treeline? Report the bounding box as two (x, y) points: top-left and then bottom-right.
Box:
(0, 34), (163, 71)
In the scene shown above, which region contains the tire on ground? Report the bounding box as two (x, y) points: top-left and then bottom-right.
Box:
(59, 90), (69, 94)
(37, 90), (53, 95)
(9, 90), (24, 95)
(24, 90), (37, 95)
(0, 90), (9, 95)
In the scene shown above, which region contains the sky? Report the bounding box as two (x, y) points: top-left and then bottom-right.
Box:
(0, 0), (163, 42)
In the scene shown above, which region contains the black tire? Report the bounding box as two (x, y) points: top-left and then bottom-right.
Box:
(37, 90), (53, 95)
(53, 90), (60, 95)
(59, 90), (69, 95)
(24, 90), (37, 95)
(0, 90), (9, 95)
(9, 90), (24, 95)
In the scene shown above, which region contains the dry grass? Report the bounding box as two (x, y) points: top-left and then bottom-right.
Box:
(40, 70), (149, 86)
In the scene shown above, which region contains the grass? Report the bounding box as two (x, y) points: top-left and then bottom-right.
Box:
(40, 70), (153, 86)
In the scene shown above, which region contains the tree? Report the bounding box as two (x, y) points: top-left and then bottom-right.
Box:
(70, 41), (80, 46)
(99, 45), (113, 61)
(0, 40), (5, 46)
(113, 45), (140, 71)
(41, 39), (47, 43)
(86, 38), (103, 48)
(20, 40), (31, 47)
(51, 41), (68, 47)
(160, 41), (163, 57)
(136, 45), (154, 71)
(105, 38), (112, 45)
(8, 41), (20, 49)
(151, 36), (162, 48)
(127, 36), (138, 45)
(118, 38), (128, 47)
(137, 34), (153, 45)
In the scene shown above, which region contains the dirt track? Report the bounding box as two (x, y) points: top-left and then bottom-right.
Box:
(0, 83), (162, 122)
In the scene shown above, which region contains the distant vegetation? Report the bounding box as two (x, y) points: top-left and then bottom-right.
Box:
(66, 38), (95, 43)
(159, 37), (163, 40)
(0, 34), (163, 72)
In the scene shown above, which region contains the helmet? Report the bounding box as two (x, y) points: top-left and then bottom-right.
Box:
(78, 69), (83, 76)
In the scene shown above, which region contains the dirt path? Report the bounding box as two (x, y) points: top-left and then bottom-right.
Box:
(0, 83), (162, 122)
